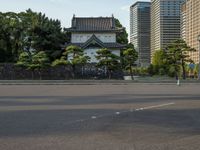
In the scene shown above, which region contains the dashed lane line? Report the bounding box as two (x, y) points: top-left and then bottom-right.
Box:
(135, 102), (175, 111)
(63, 102), (175, 126)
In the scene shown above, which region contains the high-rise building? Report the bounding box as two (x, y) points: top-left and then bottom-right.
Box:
(151, 0), (185, 62)
(181, 3), (186, 40)
(130, 1), (151, 67)
(181, 0), (200, 64)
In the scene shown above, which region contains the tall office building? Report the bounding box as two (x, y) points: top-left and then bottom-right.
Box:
(181, 3), (186, 40)
(181, 0), (200, 64)
(151, 0), (185, 62)
(130, 1), (151, 67)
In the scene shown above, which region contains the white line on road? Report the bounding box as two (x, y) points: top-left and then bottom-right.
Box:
(91, 116), (97, 119)
(64, 102), (175, 126)
(135, 102), (175, 111)
(115, 112), (120, 115)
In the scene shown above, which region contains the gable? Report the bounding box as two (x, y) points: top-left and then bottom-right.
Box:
(82, 35), (105, 49)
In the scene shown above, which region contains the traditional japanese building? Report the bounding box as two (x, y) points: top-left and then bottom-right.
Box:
(65, 15), (125, 63)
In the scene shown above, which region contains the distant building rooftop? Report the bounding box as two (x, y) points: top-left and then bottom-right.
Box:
(66, 15), (124, 32)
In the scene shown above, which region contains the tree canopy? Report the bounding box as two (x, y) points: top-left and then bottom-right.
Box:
(96, 48), (120, 79)
(123, 46), (138, 79)
(165, 39), (196, 79)
(115, 18), (128, 45)
(0, 9), (68, 63)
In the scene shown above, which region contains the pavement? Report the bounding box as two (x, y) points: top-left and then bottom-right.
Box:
(0, 84), (200, 150)
(0, 79), (200, 85)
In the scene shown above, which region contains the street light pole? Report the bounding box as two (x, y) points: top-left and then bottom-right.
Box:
(198, 35), (200, 80)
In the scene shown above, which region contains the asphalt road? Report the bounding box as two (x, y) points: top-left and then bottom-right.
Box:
(0, 84), (200, 150)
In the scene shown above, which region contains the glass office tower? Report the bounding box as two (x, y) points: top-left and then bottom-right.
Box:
(151, 0), (185, 62)
(130, 2), (151, 67)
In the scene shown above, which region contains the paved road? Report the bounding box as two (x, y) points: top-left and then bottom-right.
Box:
(0, 84), (200, 150)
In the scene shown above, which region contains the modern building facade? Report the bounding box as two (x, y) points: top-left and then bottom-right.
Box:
(65, 15), (125, 63)
(130, 1), (151, 67)
(151, 0), (185, 62)
(181, 0), (200, 64)
(181, 3), (186, 40)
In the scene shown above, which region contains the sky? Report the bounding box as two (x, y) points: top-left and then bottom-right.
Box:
(0, 0), (150, 36)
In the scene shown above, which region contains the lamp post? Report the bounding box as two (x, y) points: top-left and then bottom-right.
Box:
(198, 35), (200, 80)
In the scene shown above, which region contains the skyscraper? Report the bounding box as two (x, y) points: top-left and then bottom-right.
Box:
(151, 0), (185, 62)
(130, 1), (151, 67)
(181, 0), (200, 64)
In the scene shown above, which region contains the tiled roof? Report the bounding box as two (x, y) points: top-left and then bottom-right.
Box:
(63, 34), (125, 49)
(67, 16), (123, 32)
(82, 34), (105, 48)
(64, 42), (125, 49)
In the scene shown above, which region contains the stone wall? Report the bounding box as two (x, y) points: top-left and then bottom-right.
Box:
(0, 64), (123, 80)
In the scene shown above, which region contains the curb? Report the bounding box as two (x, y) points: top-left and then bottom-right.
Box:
(0, 80), (199, 85)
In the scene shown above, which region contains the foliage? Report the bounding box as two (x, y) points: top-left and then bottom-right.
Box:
(64, 45), (90, 66)
(114, 18), (128, 44)
(151, 50), (169, 75)
(52, 57), (68, 67)
(96, 48), (120, 79)
(16, 51), (50, 79)
(123, 46), (138, 79)
(0, 9), (68, 63)
(29, 51), (50, 71)
(16, 52), (31, 68)
(53, 45), (90, 78)
(165, 39), (196, 79)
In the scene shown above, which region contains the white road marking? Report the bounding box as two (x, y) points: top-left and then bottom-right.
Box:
(135, 102), (175, 111)
(64, 102), (175, 126)
(115, 112), (120, 115)
(91, 116), (97, 119)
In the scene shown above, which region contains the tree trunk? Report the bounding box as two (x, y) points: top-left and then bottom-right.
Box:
(130, 64), (133, 80)
(182, 61), (186, 80)
(31, 70), (34, 80)
(72, 65), (75, 79)
(39, 70), (42, 80)
(108, 69), (112, 79)
(14, 42), (19, 61)
(175, 67), (179, 80)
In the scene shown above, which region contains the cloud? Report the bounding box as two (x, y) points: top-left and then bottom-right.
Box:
(120, 5), (130, 12)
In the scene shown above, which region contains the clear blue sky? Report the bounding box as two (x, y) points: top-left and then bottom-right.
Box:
(0, 0), (150, 35)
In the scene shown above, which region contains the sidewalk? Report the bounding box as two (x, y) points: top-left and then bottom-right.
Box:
(0, 79), (199, 85)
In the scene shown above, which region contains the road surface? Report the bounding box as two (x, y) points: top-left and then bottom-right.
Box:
(0, 84), (200, 150)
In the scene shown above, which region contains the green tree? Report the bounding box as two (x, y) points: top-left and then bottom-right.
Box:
(0, 9), (68, 63)
(152, 50), (168, 75)
(52, 56), (68, 67)
(16, 52), (31, 68)
(96, 48), (120, 79)
(123, 47), (138, 80)
(115, 18), (128, 44)
(19, 9), (67, 60)
(165, 39), (196, 79)
(62, 45), (90, 78)
(29, 51), (50, 79)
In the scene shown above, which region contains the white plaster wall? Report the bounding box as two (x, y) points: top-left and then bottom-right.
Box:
(84, 48), (100, 63)
(71, 33), (116, 43)
(68, 48), (120, 63)
(84, 48), (120, 63)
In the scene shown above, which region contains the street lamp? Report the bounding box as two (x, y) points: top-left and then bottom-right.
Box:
(198, 35), (200, 80)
